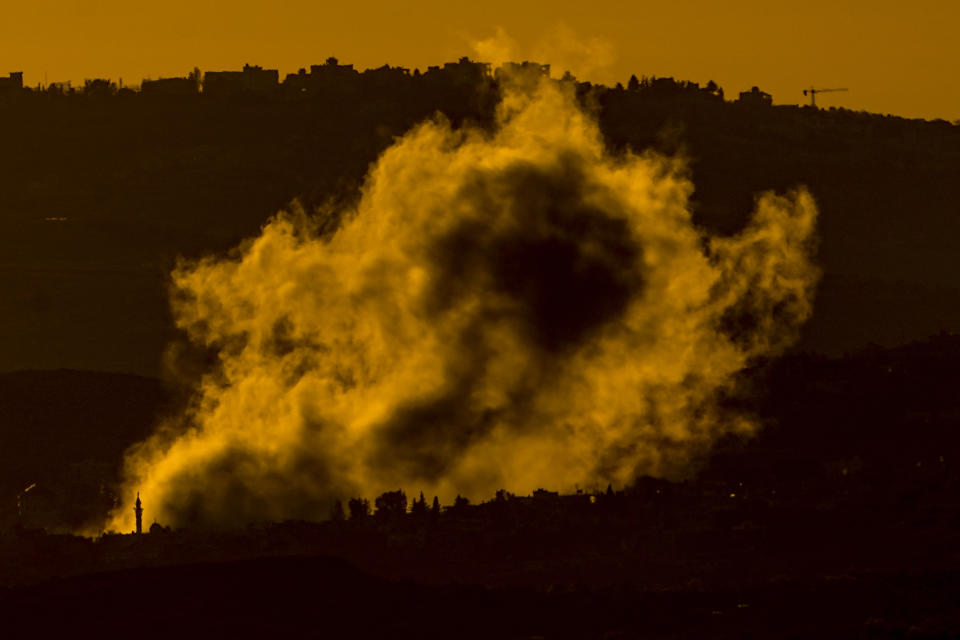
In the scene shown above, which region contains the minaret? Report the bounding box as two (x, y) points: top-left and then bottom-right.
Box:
(134, 492), (143, 535)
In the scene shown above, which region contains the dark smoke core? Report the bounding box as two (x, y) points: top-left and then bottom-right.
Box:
(428, 158), (642, 352)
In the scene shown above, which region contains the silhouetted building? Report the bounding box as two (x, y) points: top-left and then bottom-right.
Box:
(134, 493), (143, 535)
(141, 77), (197, 96)
(282, 68), (311, 94)
(532, 488), (559, 499)
(441, 57), (491, 84)
(281, 58), (361, 97)
(495, 61), (550, 81)
(362, 64), (411, 93)
(737, 86), (772, 106)
(0, 72), (23, 92)
(309, 57), (358, 81)
(204, 64), (279, 95)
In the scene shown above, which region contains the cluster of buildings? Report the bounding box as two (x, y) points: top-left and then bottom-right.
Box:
(138, 57), (495, 97)
(282, 57), (361, 94)
(737, 85), (773, 107)
(204, 64), (278, 95)
(0, 57), (528, 98)
(140, 75), (196, 96)
(2, 62), (786, 109)
(0, 72), (23, 92)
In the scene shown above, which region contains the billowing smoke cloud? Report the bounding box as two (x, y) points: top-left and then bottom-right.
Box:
(105, 75), (818, 531)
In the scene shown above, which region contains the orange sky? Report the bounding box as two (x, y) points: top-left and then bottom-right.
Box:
(1, 0), (956, 121)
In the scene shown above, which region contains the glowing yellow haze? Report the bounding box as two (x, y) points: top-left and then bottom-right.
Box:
(4, 1), (957, 119)
(106, 74), (818, 531)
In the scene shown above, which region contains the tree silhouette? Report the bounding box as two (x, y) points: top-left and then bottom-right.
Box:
(431, 496), (440, 516)
(348, 497), (370, 520)
(410, 491), (428, 516)
(375, 489), (407, 519)
(330, 499), (345, 522)
(628, 74), (640, 92)
(704, 79), (724, 99)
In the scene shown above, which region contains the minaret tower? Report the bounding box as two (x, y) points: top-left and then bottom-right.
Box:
(134, 492), (143, 535)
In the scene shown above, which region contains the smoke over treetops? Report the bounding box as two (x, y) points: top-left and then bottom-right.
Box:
(106, 75), (818, 531)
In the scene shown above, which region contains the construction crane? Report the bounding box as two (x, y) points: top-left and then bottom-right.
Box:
(803, 86), (848, 108)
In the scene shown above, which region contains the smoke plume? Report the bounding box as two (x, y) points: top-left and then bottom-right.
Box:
(106, 75), (818, 531)
(471, 25), (616, 83)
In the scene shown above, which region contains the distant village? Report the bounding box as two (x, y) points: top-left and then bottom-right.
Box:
(0, 58), (521, 97)
(1, 57), (779, 107)
(2, 56), (958, 158)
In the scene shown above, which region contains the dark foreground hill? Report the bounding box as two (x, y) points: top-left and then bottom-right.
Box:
(0, 72), (959, 376)
(0, 337), (958, 635)
(2, 536), (959, 637)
